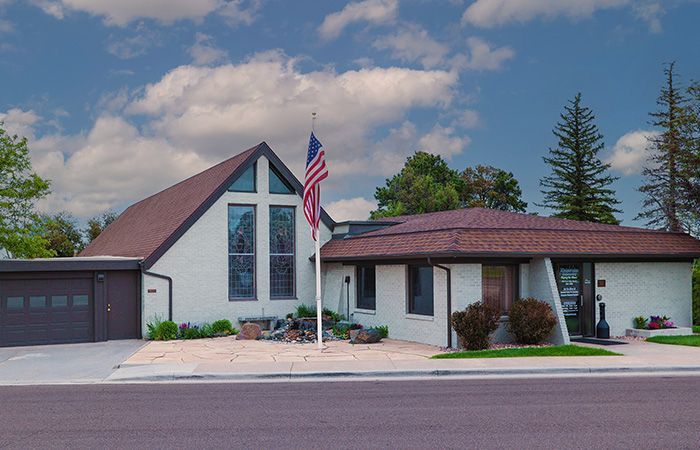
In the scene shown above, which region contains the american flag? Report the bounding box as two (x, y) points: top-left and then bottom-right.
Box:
(303, 132), (328, 241)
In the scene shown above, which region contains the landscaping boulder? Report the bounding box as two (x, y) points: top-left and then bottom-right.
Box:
(349, 328), (382, 344)
(238, 322), (262, 340)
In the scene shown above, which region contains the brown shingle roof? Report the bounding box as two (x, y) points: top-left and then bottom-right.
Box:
(80, 143), (262, 263)
(320, 208), (700, 261)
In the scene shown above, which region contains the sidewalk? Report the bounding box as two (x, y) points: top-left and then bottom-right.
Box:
(107, 338), (700, 383)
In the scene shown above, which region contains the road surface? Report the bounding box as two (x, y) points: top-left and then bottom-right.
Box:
(1, 376), (698, 449)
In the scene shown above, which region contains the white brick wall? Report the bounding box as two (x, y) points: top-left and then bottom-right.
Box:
(594, 262), (692, 336)
(527, 258), (569, 345)
(141, 155), (332, 333)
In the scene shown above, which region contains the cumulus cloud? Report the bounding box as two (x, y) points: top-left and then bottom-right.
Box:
(451, 37), (515, 71)
(606, 129), (659, 175)
(188, 33), (229, 66)
(30, 0), (260, 27)
(417, 124), (470, 158)
(455, 109), (480, 128)
(632, 2), (664, 33)
(319, 0), (398, 40)
(462, 0), (629, 28)
(106, 25), (160, 59)
(2, 52), (459, 218)
(325, 197), (377, 221)
(373, 24), (449, 69)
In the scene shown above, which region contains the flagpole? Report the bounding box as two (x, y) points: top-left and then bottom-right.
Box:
(311, 111), (323, 351)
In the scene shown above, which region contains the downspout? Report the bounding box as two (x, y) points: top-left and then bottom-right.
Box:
(140, 262), (173, 321)
(427, 257), (452, 348)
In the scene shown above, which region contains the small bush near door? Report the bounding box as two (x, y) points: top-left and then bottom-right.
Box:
(507, 297), (557, 345)
(146, 316), (178, 341)
(451, 302), (500, 350)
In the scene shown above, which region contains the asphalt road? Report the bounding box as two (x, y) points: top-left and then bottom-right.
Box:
(1, 376), (699, 449)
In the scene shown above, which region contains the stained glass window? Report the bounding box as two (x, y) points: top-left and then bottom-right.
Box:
(269, 206), (295, 298)
(229, 205), (256, 299)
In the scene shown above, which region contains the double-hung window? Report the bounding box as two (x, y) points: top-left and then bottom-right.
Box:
(408, 265), (433, 316)
(269, 206), (295, 298)
(228, 205), (256, 300)
(356, 266), (376, 310)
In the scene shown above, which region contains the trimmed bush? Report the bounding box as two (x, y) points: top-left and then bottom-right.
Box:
(200, 323), (214, 338)
(212, 319), (234, 335)
(295, 304), (316, 318)
(507, 297), (557, 345)
(147, 319), (177, 341)
(451, 302), (501, 350)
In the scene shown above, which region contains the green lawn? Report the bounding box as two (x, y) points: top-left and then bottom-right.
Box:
(432, 345), (621, 359)
(693, 325), (699, 334)
(646, 335), (700, 347)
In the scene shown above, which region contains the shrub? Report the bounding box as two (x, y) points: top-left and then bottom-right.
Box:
(633, 316), (649, 330)
(211, 319), (234, 335)
(179, 323), (201, 340)
(199, 323), (214, 338)
(332, 322), (363, 339)
(295, 304), (316, 318)
(148, 319), (177, 341)
(146, 315), (163, 340)
(507, 297), (557, 345)
(370, 325), (389, 339)
(322, 308), (344, 322)
(451, 302), (501, 350)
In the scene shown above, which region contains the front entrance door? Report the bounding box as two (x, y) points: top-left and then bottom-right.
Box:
(554, 262), (595, 336)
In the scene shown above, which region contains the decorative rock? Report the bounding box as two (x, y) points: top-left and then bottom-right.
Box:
(238, 322), (262, 340)
(349, 328), (382, 344)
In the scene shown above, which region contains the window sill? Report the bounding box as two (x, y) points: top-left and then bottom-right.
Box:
(229, 297), (258, 302)
(405, 313), (434, 321)
(354, 308), (376, 315)
(270, 296), (297, 301)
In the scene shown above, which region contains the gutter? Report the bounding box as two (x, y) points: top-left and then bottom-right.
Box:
(428, 257), (452, 348)
(140, 262), (173, 321)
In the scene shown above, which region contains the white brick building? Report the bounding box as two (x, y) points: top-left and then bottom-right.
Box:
(78, 142), (700, 348)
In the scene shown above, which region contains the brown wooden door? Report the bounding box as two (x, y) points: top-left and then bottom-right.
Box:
(106, 271), (139, 340)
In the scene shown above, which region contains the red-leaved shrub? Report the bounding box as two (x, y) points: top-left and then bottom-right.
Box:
(451, 302), (501, 350)
(507, 297), (557, 345)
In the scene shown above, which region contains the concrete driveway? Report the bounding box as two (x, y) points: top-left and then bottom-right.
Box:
(0, 340), (145, 385)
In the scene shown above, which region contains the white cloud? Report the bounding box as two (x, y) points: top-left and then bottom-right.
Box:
(325, 197), (377, 221)
(462, 0), (629, 28)
(455, 109), (480, 128)
(633, 2), (664, 33)
(30, 0), (260, 27)
(606, 129), (659, 175)
(319, 0), (398, 40)
(3, 52), (458, 218)
(188, 33), (229, 66)
(451, 37), (515, 71)
(0, 108), (40, 137)
(373, 24), (449, 69)
(106, 26), (160, 59)
(417, 124), (470, 159)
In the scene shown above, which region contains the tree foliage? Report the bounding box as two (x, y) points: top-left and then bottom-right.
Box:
(0, 122), (52, 258)
(86, 211), (118, 243)
(41, 212), (84, 257)
(538, 93), (621, 224)
(371, 152), (528, 218)
(371, 152), (463, 218)
(679, 80), (700, 234)
(461, 165), (527, 212)
(637, 63), (694, 232)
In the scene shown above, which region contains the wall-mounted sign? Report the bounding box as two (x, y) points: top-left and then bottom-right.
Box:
(597, 279), (606, 288)
(147, 288), (157, 293)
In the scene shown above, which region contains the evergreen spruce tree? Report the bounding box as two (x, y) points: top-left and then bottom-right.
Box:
(538, 93), (621, 224)
(637, 62), (689, 232)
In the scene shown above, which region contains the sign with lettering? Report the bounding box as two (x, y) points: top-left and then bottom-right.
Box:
(562, 300), (579, 317)
(558, 266), (580, 298)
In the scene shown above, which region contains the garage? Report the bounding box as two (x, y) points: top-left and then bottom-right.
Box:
(0, 257), (142, 347)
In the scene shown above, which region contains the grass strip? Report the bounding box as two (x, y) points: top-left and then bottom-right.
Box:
(432, 345), (621, 359)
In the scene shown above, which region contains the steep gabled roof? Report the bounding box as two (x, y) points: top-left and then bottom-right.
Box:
(81, 142), (334, 268)
(320, 207), (700, 261)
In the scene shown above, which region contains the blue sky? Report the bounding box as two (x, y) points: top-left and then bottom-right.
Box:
(0, 0), (698, 224)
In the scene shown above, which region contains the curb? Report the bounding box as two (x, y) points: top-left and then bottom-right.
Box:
(107, 365), (700, 383)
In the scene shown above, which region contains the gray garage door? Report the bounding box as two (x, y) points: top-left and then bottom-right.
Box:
(0, 276), (94, 347)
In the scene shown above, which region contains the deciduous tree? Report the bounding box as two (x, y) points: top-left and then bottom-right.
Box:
(461, 165), (527, 212)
